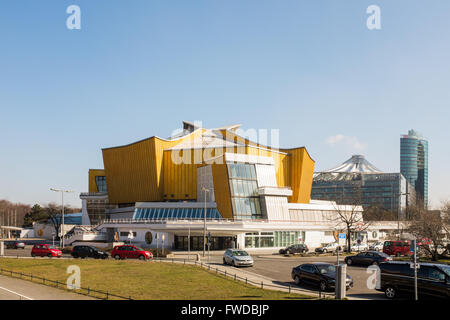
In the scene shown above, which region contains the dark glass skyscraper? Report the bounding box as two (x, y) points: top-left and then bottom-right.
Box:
(400, 130), (428, 208)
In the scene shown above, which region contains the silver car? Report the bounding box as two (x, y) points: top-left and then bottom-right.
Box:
(223, 249), (254, 267)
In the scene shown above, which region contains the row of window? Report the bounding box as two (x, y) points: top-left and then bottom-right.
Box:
(133, 207), (222, 220)
(228, 163), (257, 180)
(245, 231), (306, 248)
(231, 179), (258, 197)
(232, 198), (261, 217)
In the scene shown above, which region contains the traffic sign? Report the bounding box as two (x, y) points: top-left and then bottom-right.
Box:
(338, 233), (346, 246)
(410, 239), (418, 252)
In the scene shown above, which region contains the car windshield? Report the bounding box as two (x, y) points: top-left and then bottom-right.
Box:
(233, 251), (249, 256)
(317, 265), (336, 274)
(135, 247), (145, 251)
(47, 245), (56, 249)
(439, 265), (450, 277)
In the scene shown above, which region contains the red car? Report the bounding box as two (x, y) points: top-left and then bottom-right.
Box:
(383, 240), (412, 257)
(31, 244), (62, 258)
(111, 245), (153, 260)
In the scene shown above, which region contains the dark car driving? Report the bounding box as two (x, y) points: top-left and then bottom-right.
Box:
(279, 244), (308, 255)
(377, 261), (450, 299)
(71, 245), (108, 259)
(345, 251), (392, 266)
(291, 262), (353, 292)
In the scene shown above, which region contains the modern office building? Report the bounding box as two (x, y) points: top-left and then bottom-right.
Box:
(400, 130), (428, 208)
(311, 155), (415, 218)
(77, 122), (397, 250)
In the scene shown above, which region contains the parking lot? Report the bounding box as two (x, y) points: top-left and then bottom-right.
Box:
(249, 254), (386, 299)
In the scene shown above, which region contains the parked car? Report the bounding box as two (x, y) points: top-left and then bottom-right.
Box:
(291, 262), (353, 292)
(111, 245), (153, 260)
(71, 245), (109, 259)
(5, 241), (25, 249)
(315, 243), (341, 254)
(369, 242), (384, 251)
(279, 244), (309, 255)
(377, 261), (450, 299)
(345, 251), (392, 266)
(223, 249), (254, 267)
(383, 240), (412, 257)
(31, 244), (62, 258)
(351, 243), (369, 252)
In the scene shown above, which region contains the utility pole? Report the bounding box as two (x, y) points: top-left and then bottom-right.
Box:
(202, 187), (210, 257)
(50, 188), (74, 248)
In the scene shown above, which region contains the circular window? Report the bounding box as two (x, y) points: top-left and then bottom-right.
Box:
(145, 232), (153, 244)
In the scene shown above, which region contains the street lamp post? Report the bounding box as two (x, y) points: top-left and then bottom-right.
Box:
(397, 191), (410, 240)
(201, 187), (210, 257)
(50, 188), (74, 248)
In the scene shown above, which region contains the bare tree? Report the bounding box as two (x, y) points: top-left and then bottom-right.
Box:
(407, 204), (447, 261)
(325, 185), (370, 252)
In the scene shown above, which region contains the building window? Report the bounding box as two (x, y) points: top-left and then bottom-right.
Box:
(95, 176), (107, 192)
(228, 163), (261, 220)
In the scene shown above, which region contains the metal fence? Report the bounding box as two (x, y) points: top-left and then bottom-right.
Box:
(0, 268), (132, 300)
(0, 258), (334, 300)
(152, 257), (334, 299)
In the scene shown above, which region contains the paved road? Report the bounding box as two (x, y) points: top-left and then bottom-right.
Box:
(250, 255), (386, 299)
(199, 253), (386, 300)
(0, 275), (95, 300)
(3, 246), (72, 259)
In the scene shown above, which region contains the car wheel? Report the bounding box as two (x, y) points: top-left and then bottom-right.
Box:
(346, 258), (353, 265)
(31, 253), (35, 258)
(114, 254), (121, 260)
(223, 258), (227, 265)
(73, 253), (78, 258)
(139, 255), (145, 260)
(294, 275), (301, 285)
(323, 249), (327, 253)
(396, 252), (401, 257)
(232, 260), (236, 267)
(47, 253), (52, 258)
(320, 281), (328, 292)
(385, 286), (397, 299)
(286, 250), (290, 255)
(372, 261), (379, 266)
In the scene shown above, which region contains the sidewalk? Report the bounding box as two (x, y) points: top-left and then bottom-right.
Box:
(0, 275), (95, 300)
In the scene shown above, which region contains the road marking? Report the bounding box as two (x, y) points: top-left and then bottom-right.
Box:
(0, 286), (34, 300)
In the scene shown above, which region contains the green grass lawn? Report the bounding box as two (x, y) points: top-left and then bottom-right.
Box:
(0, 258), (313, 300)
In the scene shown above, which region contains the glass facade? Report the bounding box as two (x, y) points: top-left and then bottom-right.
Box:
(133, 207), (222, 220)
(95, 176), (107, 192)
(244, 231), (305, 248)
(228, 163), (262, 220)
(311, 173), (413, 215)
(400, 130), (428, 207)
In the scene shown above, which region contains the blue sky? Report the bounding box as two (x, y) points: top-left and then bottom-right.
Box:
(0, 1), (449, 208)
